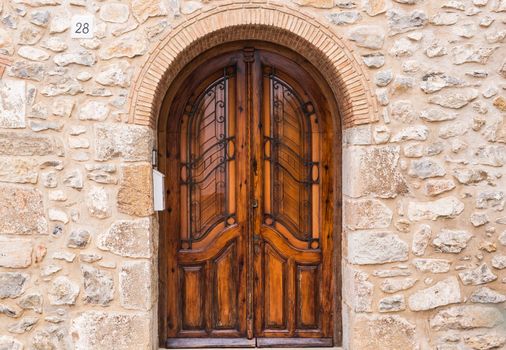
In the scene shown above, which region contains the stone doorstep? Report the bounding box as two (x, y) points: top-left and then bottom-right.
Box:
(158, 347), (344, 350)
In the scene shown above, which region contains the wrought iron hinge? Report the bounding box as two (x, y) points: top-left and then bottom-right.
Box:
(152, 149), (158, 168)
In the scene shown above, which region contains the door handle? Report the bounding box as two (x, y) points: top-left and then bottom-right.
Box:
(252, 199), (258, 208)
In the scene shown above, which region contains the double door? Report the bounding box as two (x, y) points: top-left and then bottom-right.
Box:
(160, 47), (336, 348)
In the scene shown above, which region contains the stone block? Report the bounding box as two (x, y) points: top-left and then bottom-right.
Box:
(411, 224), (432, 256)
(0, 185), (47, 235)
(432, 229), (472, 253)
(119, 261), (153, 310)
(348, 231), (408, 265)
(381, 278), (417, 293)
(458, 263), (497, 285)
(412, 259), (451, 273)
(94, 123), (153, 162)
(131, 0), (168, 23)
(86, 186), (111, 219)
(48, 276), (79, 305)
(97, 218), (152, 258)
(343, 146), (408, 198)
(379, 295), (406, 313)
(71, 311), (151, 350)
(117, 163), (153, 217)
(430, 305), (504, 330)
(0, 335), (23, 350)
(351, 314), (416, 350)
(0, 132), (59, 156)
(0, 272), (29, 299)
(408, 277), (461, 311)
(0, 237), (32, 268)
(0, 80), (25, 128)
(81, 264), (114, 306)
(407, 197), (464, 221)
(344, 199), (392, 230)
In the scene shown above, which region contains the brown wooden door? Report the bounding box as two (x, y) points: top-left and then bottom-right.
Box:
(160, 47), (336, 349)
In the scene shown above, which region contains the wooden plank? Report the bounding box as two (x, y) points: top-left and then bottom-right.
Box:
(256, 337), (333, 347)
(166, 338), (256, 348)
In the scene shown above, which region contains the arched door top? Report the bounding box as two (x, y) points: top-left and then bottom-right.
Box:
(129, 1), (378, 130)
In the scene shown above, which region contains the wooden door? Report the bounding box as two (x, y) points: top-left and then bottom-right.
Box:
(160, 47), (336, 349)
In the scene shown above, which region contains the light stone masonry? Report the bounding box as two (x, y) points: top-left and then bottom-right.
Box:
(0, 0), (504, 348)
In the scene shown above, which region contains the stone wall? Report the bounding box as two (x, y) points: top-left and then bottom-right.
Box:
(0, 0), (504, 349)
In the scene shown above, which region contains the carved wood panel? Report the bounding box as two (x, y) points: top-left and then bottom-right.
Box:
(161, 48), (336, 348)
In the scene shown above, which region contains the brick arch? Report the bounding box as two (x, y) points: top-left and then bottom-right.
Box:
(128, 1), (378, 129)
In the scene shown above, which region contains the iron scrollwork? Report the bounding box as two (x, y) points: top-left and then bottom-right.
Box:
(266, 72), (319, 247)
(181, 69), (236, 248)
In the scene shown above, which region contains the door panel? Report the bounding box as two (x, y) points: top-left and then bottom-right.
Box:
(162, 48), (335, 348)
(212, 242), (238, 329)
(168, 66), (247, 340)
(180, 265), (205, 330)
(263, 243), (287, 330)
(254, 66), (328, 340)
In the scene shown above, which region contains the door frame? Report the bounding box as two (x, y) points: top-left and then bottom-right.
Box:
(157, 41), (343, 348)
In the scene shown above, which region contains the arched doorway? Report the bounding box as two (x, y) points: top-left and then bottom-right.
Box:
(157, 42), (341, 348)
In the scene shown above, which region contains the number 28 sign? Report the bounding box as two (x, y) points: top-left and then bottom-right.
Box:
(71, 15), (94, 39)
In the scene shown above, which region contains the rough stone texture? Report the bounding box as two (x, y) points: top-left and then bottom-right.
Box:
(0, 0), (505, 348)
(432, 229), (473, 253)
(464, 334), (506, 350)
(344, 199), (392, 230)
(408, 277), (462, 311)
(379, 294), (406, 312)
(428, 89), (479, 109)
(117, 163), (153, 217)
(411, 224), (432, 256)
(78, 101), (109, 121)
(0, 273), (29, 299)
(100, 3), (130, 23)
(381, 278), (417, 293)
(458, 264), (497, 285)
(348, 25), (385, 49)
(0, 303), (23, 318)
(351, 315), (416, 350)
(48, 276), (79, 305)
(0, 185), (48, 236)
(0, 80), (26, 128)
(412, 259), (451, 273)
(81, 264), (114, 306)
(31, 326), (70, 349)
(99, 35), (149, 60)
(86, 186), (111, 219)
(0, 237), (32, 268)
(0, 132), (59, 156)
(430, 305), (504, 330)
(17, 293), (43, 313)
(387, 9), (427, 35)
(407, 197), (465, 221)
(423, 179), (456, 197)
(70, 311), (151, 350)
(96, 62), (131, 88)
(343, 146), (408, 198)
(491, 255), (506, 269)
(7, 316), (39, 334)
(67, 229), (91, 249)
(0, 335), (23, 350)
(94, 123), (153, 162)
(470, 287), (506, 304)
(97, 218), (152, 258)
(119, 261), (153, 311)
(348, 231), (409, 265)
(408, 158), (446, 179)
